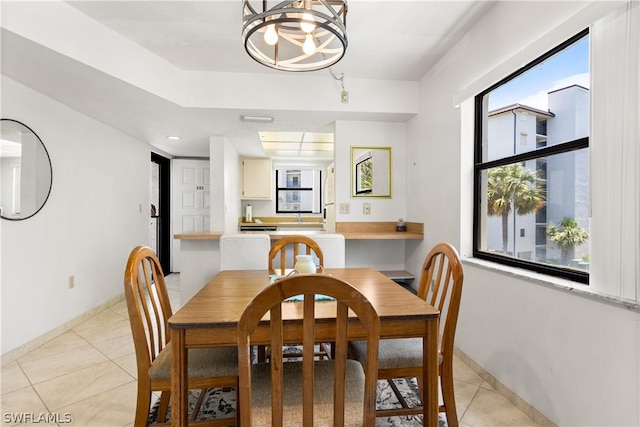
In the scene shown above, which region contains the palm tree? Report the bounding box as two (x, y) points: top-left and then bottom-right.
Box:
(547, 217), (589, 265)
(487, 164), (546, 254)
(359, 158), (373, 192)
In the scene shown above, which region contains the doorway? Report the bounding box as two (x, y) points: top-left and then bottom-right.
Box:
(151, 153), (171, 273)
(170, 159), (210, 272)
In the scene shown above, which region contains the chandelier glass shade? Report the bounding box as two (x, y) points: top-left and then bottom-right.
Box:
(242, 0), (348, 72)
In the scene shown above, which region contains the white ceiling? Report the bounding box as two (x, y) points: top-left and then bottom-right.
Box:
(66, 1), (485, 80)
(1, 1), (494, 158)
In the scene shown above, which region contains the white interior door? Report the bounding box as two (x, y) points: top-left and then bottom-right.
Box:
(171, 159), (210, 272)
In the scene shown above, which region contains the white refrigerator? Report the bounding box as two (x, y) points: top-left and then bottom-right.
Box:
(323, 162), (336, 232)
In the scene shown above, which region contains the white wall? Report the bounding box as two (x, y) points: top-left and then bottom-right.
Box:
(406, 1), (639, 425)
(223, 139), (241, 231)
(232, 123), (406, 226)
(1, 76), (150, 355)
(333, 120), (408, 272)
(459, 263), (638, 426)
(334, 120), (406, 222)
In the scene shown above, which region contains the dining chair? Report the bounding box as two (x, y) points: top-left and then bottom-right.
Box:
(348, 242), (464, 427)
(124, 246), (239, 427)
(267, 234), (329, 361)
(220, 233), (271, 270)
(268, 234), (324, 275)
(237, 274), (380, 426)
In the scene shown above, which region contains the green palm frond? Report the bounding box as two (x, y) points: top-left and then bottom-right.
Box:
(547, 217), (589, 249)
(487, 164), (545, 217)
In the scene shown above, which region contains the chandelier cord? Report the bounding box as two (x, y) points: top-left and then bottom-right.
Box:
(328, 67), (344, 92)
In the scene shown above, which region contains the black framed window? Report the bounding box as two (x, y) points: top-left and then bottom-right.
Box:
(473, 29), (590, 284)
(275, 169), (322, 214)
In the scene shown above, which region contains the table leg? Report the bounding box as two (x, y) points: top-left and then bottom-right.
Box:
(423, 317), (439, 427)
(171, 329), (188, 426)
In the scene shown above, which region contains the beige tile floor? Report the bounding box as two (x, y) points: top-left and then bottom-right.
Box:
(1, 274), (539, 427)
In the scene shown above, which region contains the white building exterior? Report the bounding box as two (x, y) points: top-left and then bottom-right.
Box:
(486, 85), (590, 266)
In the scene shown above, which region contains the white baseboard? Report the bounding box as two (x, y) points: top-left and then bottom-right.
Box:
(454, 347), (557, 427)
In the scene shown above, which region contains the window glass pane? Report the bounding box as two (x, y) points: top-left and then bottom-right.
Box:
(483, 36), (589, 162)
(275, 168), (322, 213)
(478, 149), (590, 272)
(276, 169), (317, 189)
(277, 190), (316, 212)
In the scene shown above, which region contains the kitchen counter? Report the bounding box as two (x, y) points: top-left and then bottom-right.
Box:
(174, 221), (423, 304)
(238, 216), (324, 230)
(174, 221), (423, 240)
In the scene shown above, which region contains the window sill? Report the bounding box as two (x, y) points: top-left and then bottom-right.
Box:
(462, 257), (640, 312)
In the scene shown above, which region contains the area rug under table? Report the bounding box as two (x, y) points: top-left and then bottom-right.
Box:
(149, 377), (447, 426)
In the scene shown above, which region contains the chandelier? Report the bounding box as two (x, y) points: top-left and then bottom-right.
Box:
(242, 0), (348, 72)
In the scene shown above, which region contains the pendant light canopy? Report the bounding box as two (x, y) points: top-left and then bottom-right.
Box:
(242, 0), (348, 72)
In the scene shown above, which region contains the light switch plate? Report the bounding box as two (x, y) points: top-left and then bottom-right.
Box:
(339, 203), (351, 214)
(363, 203), (371, 214)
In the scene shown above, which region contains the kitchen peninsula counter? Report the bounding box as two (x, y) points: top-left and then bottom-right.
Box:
(175, 222), (423, 305)
(174, 221), (423, 240)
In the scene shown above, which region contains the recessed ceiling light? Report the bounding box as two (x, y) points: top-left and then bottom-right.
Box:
(166, 136), (181, 140)
(240, 115), (274, 123)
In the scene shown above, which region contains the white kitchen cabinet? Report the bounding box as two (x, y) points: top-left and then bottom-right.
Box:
(241, 158), (272, 200)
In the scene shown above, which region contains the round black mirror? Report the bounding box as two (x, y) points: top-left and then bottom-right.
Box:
(1, 119), (52, 220)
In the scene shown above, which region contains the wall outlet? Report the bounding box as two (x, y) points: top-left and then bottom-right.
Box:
(339, 203), (351, 214)
(68, 275), (75, 289)
(363, 203), (371, 214)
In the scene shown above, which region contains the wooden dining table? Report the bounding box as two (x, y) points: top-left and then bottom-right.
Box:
(168, 267), (440, 426)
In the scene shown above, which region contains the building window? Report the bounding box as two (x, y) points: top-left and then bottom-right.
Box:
(519, 133), (528, 146)
(275, 169), (322, 214)
(473, 29), (590, 284)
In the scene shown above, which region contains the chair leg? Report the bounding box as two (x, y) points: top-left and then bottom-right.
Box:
(156, 391), (170, 424)
(191, 389), (208, 422)
(375, 377), (424, 418)
(388, 379), (411, 409)
(441, 370), (458, 427)
(134, 385), (152, 427)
